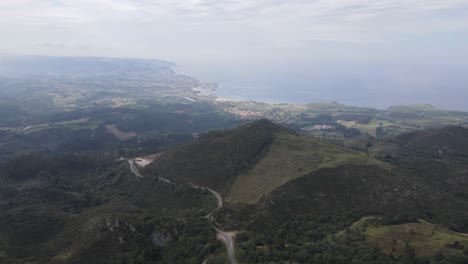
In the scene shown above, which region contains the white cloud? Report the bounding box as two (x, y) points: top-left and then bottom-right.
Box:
(0, 0), (467, 60)
(2, 0), (467, 25)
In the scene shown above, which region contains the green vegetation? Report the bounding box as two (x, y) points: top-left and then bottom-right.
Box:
(146, 119), (283, 194)
(228, 132), (379, 203)
(219, 164), (425, 229)
(232, 213), (468, 263)
(2, 57), (468, 263)
(233, 210), (393, 264)
(0, 150), (222, 263)
(364, 220), (468, 257)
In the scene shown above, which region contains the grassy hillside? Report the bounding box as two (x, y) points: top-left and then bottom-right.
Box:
(221, 165), (427, 230)
(228, 132), (381, 203)
(147, 121), (468, 228)
(148, 119), (384, 204)
(364, 220), (468, 257)
(217, 160), (468, 263)
(147, 122), (468, 234)
(218, 160), (468, 234)
(338, 217), (468, 259)
(146, 119), (286, 194)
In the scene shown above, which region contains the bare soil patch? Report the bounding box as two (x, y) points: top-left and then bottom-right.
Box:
(105, 124), (136, 140)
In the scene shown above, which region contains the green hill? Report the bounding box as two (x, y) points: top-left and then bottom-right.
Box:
(363, 219), (468, 258)
(146, 122), (468, 232)
(228, 132), (380, 203)
(231, 164), (466, 228)
(217, 161), (468, 263)
(146, 119), (286, 195)
(209, 126), (468, 263)
(372, 126), (468, 206)
(216, 126), (468, 231)
(4, 120), (468, 263)
(147, 119), (381, 203)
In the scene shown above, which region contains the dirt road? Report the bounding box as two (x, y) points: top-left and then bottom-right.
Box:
(215, 228), (237, 264)
(128, 160), (143, 178)
(124, 159), (237, 264)
(191, 184), (237, 264)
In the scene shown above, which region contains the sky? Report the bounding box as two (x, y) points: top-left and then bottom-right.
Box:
(1, 0), (468, 109)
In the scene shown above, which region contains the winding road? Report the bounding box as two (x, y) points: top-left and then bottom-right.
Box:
(123, 158), (237, 264)
(128, 159), (143, 178)
(190, 184), (237, 264)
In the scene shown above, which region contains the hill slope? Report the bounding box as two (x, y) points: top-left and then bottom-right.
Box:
(372, 126), (468, 198)
(146, 120), (285, 195)
(0, 153), (221, 264)
(228, 132), (381, 203)
(215, 126), (468, 234)
(147, 119), (381, 203)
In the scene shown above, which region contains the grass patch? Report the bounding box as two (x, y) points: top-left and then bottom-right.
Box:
(339, 118), (410, 136)
(364, 220), (468, 257)
(227, 132), (379, 204)
(54, 117), (90, 125)
(14, 117), (100, 134)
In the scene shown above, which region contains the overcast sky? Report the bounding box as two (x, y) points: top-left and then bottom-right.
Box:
(1, 0), (468, 109)
(1, 0), (467, 62)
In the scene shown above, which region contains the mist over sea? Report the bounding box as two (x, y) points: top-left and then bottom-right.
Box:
(176, 61), (468, 112)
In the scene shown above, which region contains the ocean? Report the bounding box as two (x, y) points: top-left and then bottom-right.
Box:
(175, 61), (468, 111)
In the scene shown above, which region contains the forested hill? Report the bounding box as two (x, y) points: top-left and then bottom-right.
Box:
(147, 119), (390, 203)
(210, 125), (468, 263)
(146, 119), (286, 194)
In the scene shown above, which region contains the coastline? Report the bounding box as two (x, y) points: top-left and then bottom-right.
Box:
(192, 85), (244, 103)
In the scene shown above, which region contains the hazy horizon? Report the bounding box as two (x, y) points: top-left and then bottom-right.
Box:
(1, 0), (468, 110)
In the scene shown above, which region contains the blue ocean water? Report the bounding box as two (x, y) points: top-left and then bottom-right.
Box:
(176, 62), (468, 111)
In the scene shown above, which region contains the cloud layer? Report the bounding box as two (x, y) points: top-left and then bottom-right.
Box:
(2, 0), (468, 56)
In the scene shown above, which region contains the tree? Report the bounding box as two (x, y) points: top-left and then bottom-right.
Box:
(401, 243), (415, 264)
